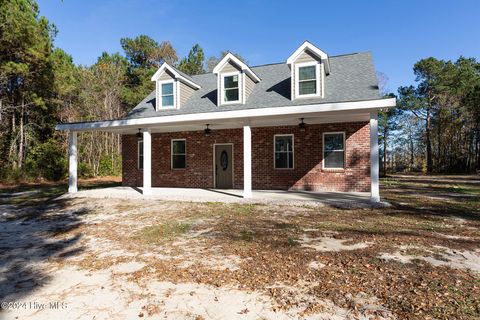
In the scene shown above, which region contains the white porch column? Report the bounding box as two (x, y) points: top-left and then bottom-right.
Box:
(143, 129), (152, 195)
(243, 121), (252, 198)
(370, 112), (380, 203)
(68, 131), (78, 193)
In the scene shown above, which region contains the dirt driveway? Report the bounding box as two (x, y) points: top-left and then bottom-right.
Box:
(0, 175), (479, 319)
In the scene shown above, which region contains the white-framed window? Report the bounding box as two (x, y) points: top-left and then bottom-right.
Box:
(274, 134), (294, 169)
(171, 139), (186, 169)
(138, 140), (144, 170)
(295, 62), (321, 98)
(221, 72), (241, 104)
(157, 80), (176, 109)
(323, 132), (345, 169)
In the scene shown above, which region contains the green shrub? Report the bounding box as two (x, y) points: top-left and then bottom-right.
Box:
(25, 139), (67, 181)
(98, 153), (121, 176)
(78, 162), (94, 178)
(0, 166), (27, 184)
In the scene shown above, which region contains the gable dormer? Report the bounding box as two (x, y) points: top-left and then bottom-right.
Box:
(286, 41), (330, 100)
(212, 53), (261, 106)
(151, 63), (200, 111)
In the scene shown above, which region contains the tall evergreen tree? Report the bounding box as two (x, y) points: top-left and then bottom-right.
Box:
(177, 44), (205, 75)
(206, 51), (246, 72)
(120, 35), (178, 107)
(0, 0), (56, 170)
(378, 95), (399, 175)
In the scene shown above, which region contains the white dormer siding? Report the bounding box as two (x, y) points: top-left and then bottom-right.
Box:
(151, 63), (201, 111)
(286, 41), (330, 101)
(213, 53), (261, 106)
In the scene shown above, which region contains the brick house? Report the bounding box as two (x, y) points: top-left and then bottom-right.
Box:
(57, 41), (395, 202)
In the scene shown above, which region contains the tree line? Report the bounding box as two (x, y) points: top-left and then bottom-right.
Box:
(0, 0), (242, 182)
(1, 0), (478, 184)
(379, 57), (480, 175)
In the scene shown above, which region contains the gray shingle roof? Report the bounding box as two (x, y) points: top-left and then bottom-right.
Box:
(169, 64), (195, 83)
(125, 52), (380, 119)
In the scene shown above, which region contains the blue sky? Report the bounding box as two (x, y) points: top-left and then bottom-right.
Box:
(38, 0), (479, 92)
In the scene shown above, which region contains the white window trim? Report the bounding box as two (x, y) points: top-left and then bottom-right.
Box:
(157, 80), (177, 110)
(274, 134), (294, 170)
(220, 71), (242, 105)
(171, 139), (186, 169)
(295, 61), (321, 99)
(138, 140), (143, 170)
(322, 131), (346, 170)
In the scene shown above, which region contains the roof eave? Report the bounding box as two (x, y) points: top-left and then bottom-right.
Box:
(56, 97), (396, 132)
(213, 53), (261, 83)
(151, 63), (201, 89)
(286, 41), (330, 73)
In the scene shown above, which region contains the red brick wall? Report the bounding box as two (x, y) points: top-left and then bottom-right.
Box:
(122, 121), (371, 192)
(122, 129), (244, 189)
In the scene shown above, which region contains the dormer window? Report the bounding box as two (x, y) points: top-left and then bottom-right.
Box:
(287, 41), (330, 100)
(212, 53), (261, 106)
(151, 63), (201, 111)
(160, 81), (175, 108)
(296, 62), (320, 98)
(222, 73), (240, 103)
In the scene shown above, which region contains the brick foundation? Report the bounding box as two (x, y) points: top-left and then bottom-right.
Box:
(122, 122), (371, 192)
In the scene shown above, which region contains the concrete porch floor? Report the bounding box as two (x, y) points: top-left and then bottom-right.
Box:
(60, 187), (382, 208)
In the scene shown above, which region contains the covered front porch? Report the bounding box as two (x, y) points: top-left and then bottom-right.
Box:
(60, 186), (375, 207)
(57, 99), (396, 203)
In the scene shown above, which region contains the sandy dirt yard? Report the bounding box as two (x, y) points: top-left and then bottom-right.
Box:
(0, 175), (479, 319)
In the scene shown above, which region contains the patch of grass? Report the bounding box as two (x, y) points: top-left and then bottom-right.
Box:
(114, 202), (138, 212)
(239, 229), (255, 242)
(446, 184), (480, 195)
(0, 184), (66, 206)
(0, 177), (121, 207)
(202, 202), (259, 217)
(136, 221), (193, 243)
(286, 237), (300, 246)
(222, 203), (259, 216)
(402, 247), (430, 257)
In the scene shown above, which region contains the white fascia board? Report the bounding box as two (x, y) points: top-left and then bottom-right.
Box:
(212, 53), (261, 83)
(286, 41), (331, 74)
(151, 63), (201, 89)
(175, 76), (200, 90)
(56, 98), (396, 132)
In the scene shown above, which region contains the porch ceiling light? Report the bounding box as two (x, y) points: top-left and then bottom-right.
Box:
(136, 128), (142, 139)
(299, 118), (307, 131)
(204, 124), (212, 136)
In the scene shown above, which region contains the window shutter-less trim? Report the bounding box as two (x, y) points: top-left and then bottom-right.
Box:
(274, 134), (294, 169)
(323, 132), (345, 169)
(171, 139), (186, 169)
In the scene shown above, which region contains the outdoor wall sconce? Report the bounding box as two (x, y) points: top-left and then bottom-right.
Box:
(204, 124), (212, 136)
(298, 118), (307, 131)
(136, 128), (142, 139)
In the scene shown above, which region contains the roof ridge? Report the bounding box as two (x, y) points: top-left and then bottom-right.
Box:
(189, 52), (372, 78)
(329, 52), (370, 58)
